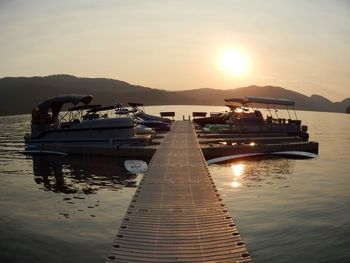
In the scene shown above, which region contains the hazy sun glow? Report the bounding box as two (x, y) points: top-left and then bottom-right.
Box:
(220, 49), (250, 76)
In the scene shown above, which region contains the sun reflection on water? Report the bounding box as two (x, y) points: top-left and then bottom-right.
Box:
(232, 163), (244, 177)
(231, 180), (241, 188)
(231, 163), (244, 188)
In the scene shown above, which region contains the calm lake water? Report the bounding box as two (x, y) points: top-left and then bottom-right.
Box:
(0, 105), (349, 262)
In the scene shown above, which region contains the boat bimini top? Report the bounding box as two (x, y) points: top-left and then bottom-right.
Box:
(32, 94), (93, 123)
(224, 96), (298, 120)
(225, 96), (295, 106)
(245, 96), (295, 106)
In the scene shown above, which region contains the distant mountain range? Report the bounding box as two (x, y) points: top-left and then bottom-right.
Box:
(0, 74), (349, 116)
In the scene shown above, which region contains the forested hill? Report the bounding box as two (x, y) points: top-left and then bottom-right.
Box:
(0, 74), (349, 116)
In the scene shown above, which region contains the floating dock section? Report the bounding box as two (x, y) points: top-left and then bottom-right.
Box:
(107, 121), (251, 262)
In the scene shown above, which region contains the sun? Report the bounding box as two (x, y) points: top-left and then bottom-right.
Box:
(220, 49), (249, 76)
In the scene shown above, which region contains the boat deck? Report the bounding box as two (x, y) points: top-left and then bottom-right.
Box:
(107, 121), (251, 262)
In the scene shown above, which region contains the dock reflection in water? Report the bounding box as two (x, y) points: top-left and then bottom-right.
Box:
(32, 155), (139, 195)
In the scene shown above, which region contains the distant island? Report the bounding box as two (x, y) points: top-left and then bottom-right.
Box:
(0, 74), (349, 116)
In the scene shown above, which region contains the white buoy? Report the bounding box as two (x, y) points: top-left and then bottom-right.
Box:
(124, 160), (148, 173)
(207, 153), (265, 164)
(207, 151), (318, 164)
(270, 151), (318, 158)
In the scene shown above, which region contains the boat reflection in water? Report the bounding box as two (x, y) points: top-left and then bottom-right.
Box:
(32, 155), (140, 194)
(218, 156), (296, 189)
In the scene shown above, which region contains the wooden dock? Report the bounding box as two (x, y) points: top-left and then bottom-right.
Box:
(107, 121), (251, 262)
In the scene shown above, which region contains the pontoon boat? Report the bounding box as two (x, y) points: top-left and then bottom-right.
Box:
(194, 96), (309, 141)
(25, 94), (148, 146)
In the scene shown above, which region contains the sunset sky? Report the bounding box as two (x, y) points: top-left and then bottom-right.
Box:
(0, 0), (349, 101)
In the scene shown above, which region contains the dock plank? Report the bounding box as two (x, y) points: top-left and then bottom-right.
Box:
(107, 121), (251, 262)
